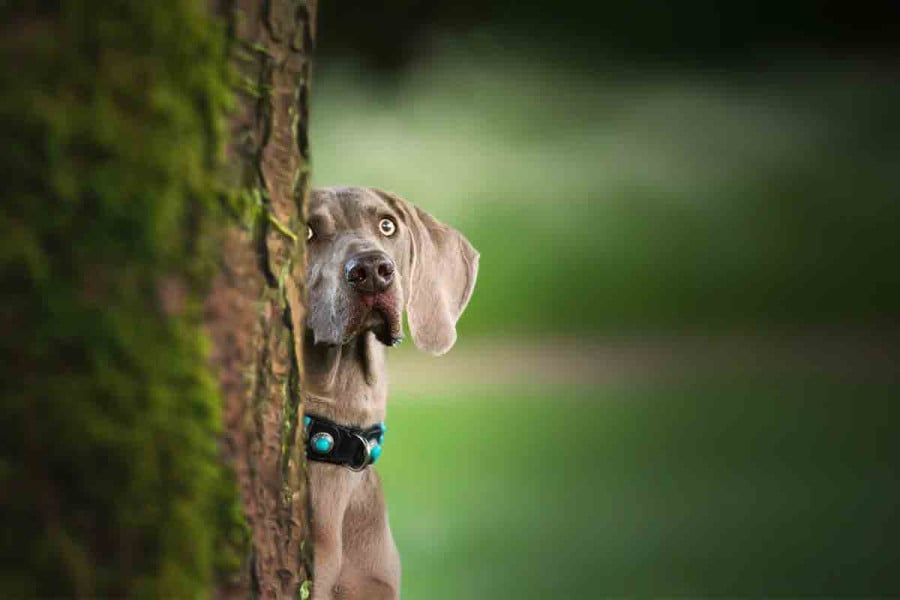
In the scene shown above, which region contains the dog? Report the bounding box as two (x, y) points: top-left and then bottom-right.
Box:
(302, 187), (479, 599)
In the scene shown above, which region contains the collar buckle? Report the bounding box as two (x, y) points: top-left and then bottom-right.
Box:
(347, 433), (374, 471)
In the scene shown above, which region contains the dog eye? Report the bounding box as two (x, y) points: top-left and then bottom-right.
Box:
(306, 226), (315, 241)
(379, 218), (397, 237)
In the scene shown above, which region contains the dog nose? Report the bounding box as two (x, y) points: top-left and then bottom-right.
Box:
(344, 252), (395, 294)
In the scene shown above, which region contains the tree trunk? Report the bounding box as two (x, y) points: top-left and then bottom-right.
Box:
(0, 1), (315, 597)
(207, 0), (316, 597)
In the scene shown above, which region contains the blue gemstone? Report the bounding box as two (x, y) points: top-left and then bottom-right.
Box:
(311, 433), (333, 454)
(303, 416), (312, 427)
(370, 444), (382, 463)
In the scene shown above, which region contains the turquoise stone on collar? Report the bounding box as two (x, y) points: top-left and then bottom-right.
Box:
(311, 432), (334, 454)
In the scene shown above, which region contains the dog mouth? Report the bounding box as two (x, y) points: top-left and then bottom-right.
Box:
(349, 292), (403, 347)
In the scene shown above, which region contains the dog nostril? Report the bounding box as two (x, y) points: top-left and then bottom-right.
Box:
(347, 265), (368, 284)
(377, 263), (394, 278)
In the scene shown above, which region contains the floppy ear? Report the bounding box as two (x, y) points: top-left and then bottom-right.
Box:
(400, 200), (479, 355)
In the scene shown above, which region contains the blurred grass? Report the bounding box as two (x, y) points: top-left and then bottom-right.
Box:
(312, 41), (900, 336)
(379, 378), (900, 597)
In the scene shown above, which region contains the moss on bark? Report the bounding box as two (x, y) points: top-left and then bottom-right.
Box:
(0, 1), (248, 596)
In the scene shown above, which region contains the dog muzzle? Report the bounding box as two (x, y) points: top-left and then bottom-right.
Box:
(303, 414), (385, 471)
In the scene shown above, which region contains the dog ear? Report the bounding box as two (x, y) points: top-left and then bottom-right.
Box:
(406, 205), (479, 355)
(376, 191), (479, 355)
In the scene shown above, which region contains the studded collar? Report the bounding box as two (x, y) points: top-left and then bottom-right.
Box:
(304, 414), (385, 471)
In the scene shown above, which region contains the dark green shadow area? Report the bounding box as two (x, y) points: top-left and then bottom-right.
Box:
(378, 377), (899, 597)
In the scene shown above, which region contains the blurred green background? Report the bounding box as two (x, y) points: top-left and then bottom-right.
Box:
(311, 3), (900, 596)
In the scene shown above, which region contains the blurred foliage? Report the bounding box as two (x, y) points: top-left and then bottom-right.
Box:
(311, 40), (900, 336)
(307, 7), (900, 598)
(0, 1), (247, 596)
(317, 0), (900, 70)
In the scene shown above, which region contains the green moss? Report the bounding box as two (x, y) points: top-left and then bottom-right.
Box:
(0, 1), (247, 596)
(268, 213), (299, 242)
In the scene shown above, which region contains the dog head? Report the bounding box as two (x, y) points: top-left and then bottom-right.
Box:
(305, 187), (479, 355)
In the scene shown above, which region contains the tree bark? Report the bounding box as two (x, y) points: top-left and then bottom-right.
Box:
(207, 0), (316, 597)
(0, 1), (315, 597)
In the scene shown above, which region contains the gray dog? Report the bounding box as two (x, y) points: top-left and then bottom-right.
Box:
(302, 187), (479, 599)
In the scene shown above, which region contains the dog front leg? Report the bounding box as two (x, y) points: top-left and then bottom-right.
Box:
(310, 465), (351, 600)
(311, 523), (343, 600)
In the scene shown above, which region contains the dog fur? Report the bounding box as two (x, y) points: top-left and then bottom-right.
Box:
(303, 187), (479, 599)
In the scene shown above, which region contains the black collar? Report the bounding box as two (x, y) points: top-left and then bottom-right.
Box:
(303, 414), (385, 471)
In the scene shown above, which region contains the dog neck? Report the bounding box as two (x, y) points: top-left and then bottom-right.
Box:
(302, 329), (389, 427)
